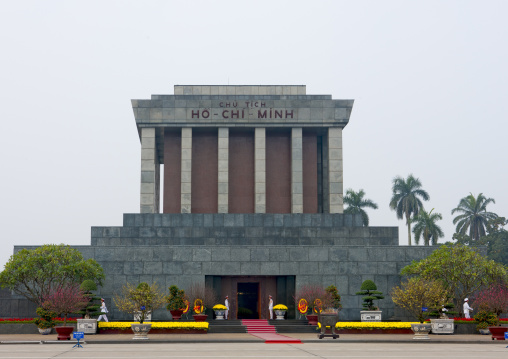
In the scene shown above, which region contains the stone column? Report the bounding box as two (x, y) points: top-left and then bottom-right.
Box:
(218, 128), (229, 213)
(140, 127), (160, 213)
(328, 127), (343, 213)
(181, 128), (192, 213)
(255, 128), (266, 213)
(291, 128), (303, 213)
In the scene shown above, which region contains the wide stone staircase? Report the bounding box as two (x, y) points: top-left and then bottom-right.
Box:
(207, 319), (315, 333)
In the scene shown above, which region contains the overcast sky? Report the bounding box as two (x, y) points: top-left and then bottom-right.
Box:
(1, 0), (507, 270)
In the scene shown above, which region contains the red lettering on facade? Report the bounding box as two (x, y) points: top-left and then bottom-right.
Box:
(222, 110), (229, 118)
(258, 110), (267, 118)
(285, 110), (294, 118)
(191, 110), (200, 119)
(231, 110), (240, 119)
(202, 110), (210, 119)
(274, 110), (283, 118)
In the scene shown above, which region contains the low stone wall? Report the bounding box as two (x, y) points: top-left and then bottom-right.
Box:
(0, 323), (77, 335)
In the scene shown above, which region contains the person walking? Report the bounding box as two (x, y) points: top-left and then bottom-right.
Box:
(463, 298), (473, 319)
(225, 295), (229, 320)
(268, 295), (274, 320)
(97, 298), (109, 322)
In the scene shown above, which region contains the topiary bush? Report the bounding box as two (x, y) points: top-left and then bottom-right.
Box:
(75, 279), (101, 319)
(166, 285), (187, 311)
(356, 280), (384, 311)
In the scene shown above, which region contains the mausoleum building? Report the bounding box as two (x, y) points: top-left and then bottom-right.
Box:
(5, 85), (436, 321)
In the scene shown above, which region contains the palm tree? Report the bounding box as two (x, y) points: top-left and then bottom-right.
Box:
(343, 189), (378, 226)
(411, 208), (444, 246)
(451, 193), (497, 241)
(389, 174), (430, 246)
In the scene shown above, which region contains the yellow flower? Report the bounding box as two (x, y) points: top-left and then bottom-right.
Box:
(98, 322), (209, 330)
(213, 304), (227, 310)
(273, 304), (288, 310)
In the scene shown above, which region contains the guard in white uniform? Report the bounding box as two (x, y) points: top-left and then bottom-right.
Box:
(463, 298), (473, 319)
(97, 298), (109, 322)
(268, 295), (274, 320)
(225, 296), (229, 320)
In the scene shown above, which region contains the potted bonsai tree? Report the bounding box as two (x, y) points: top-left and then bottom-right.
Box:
(428, 295), (457, 334)
(43, 284), (87, 340)
(391, 277), (448, 340)
(75, 279), (102, 334)
(114, 282), (166, 339)
(474, 308), (499, 335)
(166, 285), (187, 320)
(34, 306), (57, 335)
(325, 285), (342, 313)
(356, 279), (384, 321)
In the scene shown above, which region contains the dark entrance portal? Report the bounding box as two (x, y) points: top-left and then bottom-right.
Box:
(237, 282), (259, 319)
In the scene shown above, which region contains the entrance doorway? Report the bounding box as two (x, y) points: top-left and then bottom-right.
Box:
(237, 282), (259, 319)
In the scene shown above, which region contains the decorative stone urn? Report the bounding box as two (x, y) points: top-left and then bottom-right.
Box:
(411, 323), (432, 340)
(274, 310), (286, 320)
(360, 311), (382, 322)
(134, 312), (151, 322)
(77, 318), (98, 334)
(317, 312), (340, 339)
(131, 323), (152, 340)
(430, 319), (454, 334)
(214, 310), (225, 320)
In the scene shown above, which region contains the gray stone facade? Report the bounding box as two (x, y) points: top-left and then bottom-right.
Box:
(5, 213), (437, 321)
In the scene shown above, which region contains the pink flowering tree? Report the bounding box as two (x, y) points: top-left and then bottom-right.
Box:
(43, 284), (88, 326)
(473, 283), (508, 319)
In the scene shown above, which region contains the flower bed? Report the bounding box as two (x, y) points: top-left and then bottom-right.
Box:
(317, 322), (416, 334)
(98, 321), (208, 334)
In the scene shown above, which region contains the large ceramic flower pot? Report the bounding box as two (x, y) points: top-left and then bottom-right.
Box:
(274, 310), (286, 320)
(306, 314), (318, 326)
(170, 309), (183, 320)
(411, 323), (432, 340)
(488, 326), (507, 340)
(131, 323), (152, 340)
(193, 314), (208, 322)
(55, 326), (74, 340)
(38, 328), (52, 335)
(214, 310), (225, 320)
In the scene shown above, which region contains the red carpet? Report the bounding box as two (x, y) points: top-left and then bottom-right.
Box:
(242, 319), (302, 344)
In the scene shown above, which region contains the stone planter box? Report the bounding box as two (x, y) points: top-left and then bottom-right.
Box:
(77, 319), (97, 334)
(360, 311), (382, 322)
(99, 328), (207, 334)
(430, 319), (454, 334)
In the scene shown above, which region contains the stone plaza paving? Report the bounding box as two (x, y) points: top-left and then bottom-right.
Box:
(0, 339), (507, 359)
